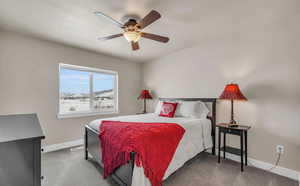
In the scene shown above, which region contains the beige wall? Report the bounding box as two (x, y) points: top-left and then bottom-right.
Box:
(0, 31), (142, 146)
(142, 12), (300, 172)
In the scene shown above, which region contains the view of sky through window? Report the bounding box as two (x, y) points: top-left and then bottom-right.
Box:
(60, 68), (114, 94)
(93, 72), (114, 92)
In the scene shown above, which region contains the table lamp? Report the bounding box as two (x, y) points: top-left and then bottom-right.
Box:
(219, 83), (247, 127)
(138, 90), (153, 113)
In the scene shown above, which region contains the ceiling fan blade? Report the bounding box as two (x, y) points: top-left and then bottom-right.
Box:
(141, 32), (169, 43)
(137, 10), (161, 29)
(97, 33), (123, 41)
(94, 12), (124, 28)
(131, 41), (140, 51)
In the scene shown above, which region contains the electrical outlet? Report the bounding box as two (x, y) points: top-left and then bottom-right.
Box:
(276, 145), (284, 154)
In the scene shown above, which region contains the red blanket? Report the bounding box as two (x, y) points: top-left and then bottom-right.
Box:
(99, 121), (185, 186)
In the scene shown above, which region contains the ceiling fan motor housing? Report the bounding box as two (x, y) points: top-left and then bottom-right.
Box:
(124, 19), (139, 28)
(121, 14), (141, 23)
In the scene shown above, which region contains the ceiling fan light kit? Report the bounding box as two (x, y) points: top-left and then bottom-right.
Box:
(123, 23), (141, 42)
(95, 10), (170, 51)
(124, 31), (141, 42)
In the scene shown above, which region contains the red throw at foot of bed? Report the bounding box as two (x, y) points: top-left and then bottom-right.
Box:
(99, 121), (185, 186)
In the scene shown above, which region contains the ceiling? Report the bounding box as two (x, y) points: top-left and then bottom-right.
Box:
(0, 0), (298, 62)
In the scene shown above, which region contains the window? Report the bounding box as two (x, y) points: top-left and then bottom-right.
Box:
(58, 63), (118, 118)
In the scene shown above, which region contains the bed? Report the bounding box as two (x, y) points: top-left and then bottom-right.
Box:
(84, 98), (216, 186)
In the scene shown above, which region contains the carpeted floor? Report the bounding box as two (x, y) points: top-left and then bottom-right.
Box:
(42, 147), (298, 186)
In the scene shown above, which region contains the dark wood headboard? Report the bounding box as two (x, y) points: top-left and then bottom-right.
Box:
(159, 98), (217, 155)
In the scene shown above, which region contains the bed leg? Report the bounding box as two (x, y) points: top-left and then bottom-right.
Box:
(84, 127), (88, 160)
(212, 134), (216, 155)
(212, 100), (216, 156)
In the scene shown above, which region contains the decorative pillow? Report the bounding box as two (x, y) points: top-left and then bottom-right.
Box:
(155, 101), (177, 114)
(159, 102), (178, 118)
(175, 101), (210, 118)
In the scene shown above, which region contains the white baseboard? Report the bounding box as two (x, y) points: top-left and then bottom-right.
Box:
(218, 150), (300, 181)
(42, 139), (84, 153)
(42, 141), (299, 182)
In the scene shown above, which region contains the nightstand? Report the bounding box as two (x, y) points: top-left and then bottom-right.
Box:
(217, 123), (251, 171)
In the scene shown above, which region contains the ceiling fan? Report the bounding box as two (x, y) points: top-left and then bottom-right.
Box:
(94, 10), (170, 51)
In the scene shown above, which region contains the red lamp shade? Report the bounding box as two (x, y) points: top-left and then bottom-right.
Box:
(138, 90), (153, 100)
(219, 84), (247, 100)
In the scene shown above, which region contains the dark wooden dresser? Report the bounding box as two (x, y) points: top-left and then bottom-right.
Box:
(0, 114), (45, 186)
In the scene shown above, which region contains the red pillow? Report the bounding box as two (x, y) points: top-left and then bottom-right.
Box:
(159, 102), (178, 118)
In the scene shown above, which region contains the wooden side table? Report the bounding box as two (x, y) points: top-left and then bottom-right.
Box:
(217, 123), (251, 171)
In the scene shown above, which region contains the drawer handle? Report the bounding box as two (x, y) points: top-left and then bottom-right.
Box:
(41, 176), (44, 180)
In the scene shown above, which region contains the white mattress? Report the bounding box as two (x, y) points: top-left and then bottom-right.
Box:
(88, 113), (213, 186)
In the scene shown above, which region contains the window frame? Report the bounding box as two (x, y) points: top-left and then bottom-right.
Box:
(58, 63), (119, 119)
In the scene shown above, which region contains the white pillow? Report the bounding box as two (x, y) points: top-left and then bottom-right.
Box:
(175, 101), (209, 118)
(154, 101), (163, 114)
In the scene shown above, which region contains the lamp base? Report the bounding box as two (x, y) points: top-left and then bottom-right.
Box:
(229, 99), (238, 127)
(229, 119), (238, 127)
(230, 119), (237, 124)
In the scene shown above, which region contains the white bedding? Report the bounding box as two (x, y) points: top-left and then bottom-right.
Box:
(88, 113), (213, 186)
